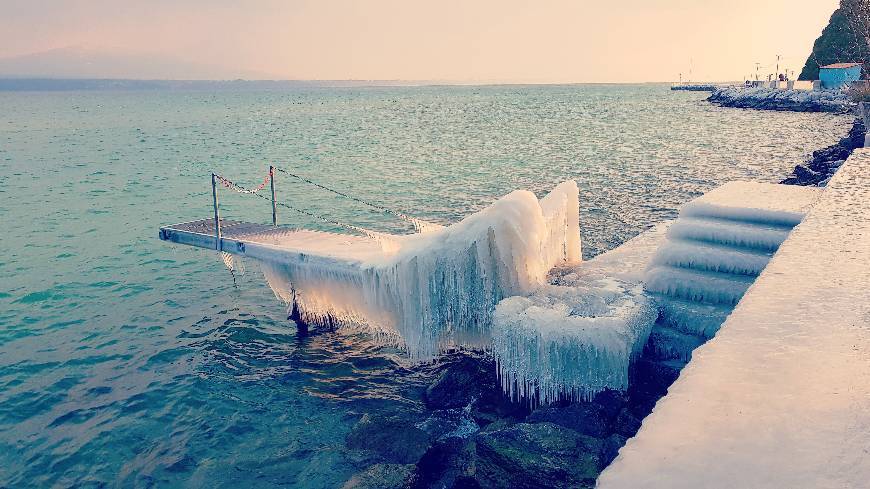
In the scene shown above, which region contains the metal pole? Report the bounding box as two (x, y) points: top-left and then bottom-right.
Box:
(211, 173), (222, 251)
(270, 165), (277, 226)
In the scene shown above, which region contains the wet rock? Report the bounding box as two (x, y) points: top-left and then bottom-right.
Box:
(424, 354), (496, 410)
(793, 165), (822, 184)
(526, 401), (611, 438)
(343, 463), (417, 489)
(707, 87), (850, 113)
(782, 117), (866, 186)
(417, 408), (480, 442)
(613, 408), (643, 438)
(593, 389), (629, 420)
(423, 352), (528, 425)
(473, 422), (602, 489)
(601, 433), (628, 466)
(346, 414), (431, 464)
(629, 358), (684, 402)
(413, 437), (478, 489)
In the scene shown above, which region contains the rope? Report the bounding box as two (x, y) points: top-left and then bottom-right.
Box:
(213, 172), (397, 247)
(215, 172), (271, 194)
(272, 166), (443, 233)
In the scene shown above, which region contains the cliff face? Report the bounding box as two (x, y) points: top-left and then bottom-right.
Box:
(799, 0), (870, 80)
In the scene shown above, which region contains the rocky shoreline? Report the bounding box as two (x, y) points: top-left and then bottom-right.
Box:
(341, 344), (684, 489)
(781, 117), (867, 186)
(707, 86), (850, 113)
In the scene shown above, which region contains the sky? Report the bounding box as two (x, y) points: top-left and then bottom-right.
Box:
(0, 0), (842, 83)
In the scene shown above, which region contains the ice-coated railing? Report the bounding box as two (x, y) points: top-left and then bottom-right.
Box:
(598, 150), (870, 488)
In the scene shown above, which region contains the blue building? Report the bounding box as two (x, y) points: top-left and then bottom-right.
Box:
(819, 63), (863, 89)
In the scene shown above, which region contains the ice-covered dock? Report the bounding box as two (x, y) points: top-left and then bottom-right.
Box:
(161, 181), (582, 359)
(161, 167), (834, 407)
(599, 149), (870, 488)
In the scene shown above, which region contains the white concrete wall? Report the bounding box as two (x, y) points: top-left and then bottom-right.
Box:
(598, 149), (870, 489)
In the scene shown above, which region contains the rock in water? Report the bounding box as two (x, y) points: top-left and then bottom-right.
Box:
(525, 401), (613, 438)
(413, 437), (479, 489)
(474, 422), (603, 489)
(707, 87), (849, 113)
(424, 354), (496, 410)
(783, 118), (866, 186)
(343, 463), (417, 489)
(423, 352), (528, 424)
(346, 414), (431, 464)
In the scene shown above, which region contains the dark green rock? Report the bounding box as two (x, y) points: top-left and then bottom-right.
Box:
(346, 414), (431, 464)
(413, 437), (478, 489)
(473, 422), (602, 489)
(423, 352), (528, 425)
(601, 433), (629, 466)
(343, 463), (417, 489)
(526, 401), (611, 438)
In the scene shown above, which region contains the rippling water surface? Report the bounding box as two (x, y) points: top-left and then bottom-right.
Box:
(0, 84), (848, 487)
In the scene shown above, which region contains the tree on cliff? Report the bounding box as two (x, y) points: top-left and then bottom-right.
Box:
(799, 0), (870, 80)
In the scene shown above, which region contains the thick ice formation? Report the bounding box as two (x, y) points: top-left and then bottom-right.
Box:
(487, 224), (672, 404)
(493, 278), (657, 403)
(258, 181), (581, 358)
(598, 151), (870, 488)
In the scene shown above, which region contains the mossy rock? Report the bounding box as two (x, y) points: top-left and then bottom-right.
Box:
(473, 422), (603, 489)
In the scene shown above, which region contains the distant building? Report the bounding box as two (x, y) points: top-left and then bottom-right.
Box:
(819, 63), (863, 89)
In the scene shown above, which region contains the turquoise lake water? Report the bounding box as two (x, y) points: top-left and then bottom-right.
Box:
(0, 84), (849, 487)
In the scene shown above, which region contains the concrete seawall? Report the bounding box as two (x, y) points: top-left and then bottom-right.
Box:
(598, 149), (870, 488)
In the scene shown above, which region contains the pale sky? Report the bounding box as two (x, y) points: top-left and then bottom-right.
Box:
(0, 0), (841, 82)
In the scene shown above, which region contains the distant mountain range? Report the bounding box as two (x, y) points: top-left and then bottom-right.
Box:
(0, 46), (273, 80)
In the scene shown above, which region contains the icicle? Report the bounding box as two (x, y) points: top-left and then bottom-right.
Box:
(256, 180), (583, 360)
(491, 279), (657, 404)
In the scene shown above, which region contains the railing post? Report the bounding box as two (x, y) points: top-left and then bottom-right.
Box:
(270, 165), (277, 226)
(211, 173), (222, 251)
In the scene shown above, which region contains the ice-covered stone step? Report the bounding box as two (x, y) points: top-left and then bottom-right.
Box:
(667, 217), (792, 252)
(644, 265), (755, 306)
(650, 238), (773, 276)
(679, 181), (819, 227)
(651, 294), (731, 339)
(644, 324), (705, 361)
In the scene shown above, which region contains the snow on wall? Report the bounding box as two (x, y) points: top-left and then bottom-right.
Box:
(259, 181), (581, 359)
(599, 151), (870, 489)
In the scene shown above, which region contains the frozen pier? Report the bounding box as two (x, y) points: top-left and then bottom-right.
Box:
(161, 180), (582, 359)
(599, 149), (870, 488)
(160, 164), (842, 410)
